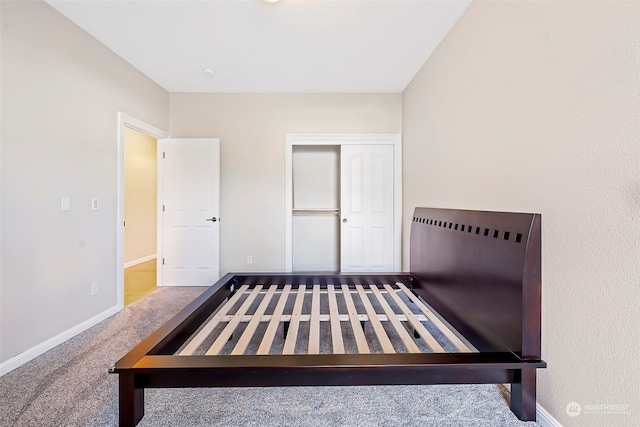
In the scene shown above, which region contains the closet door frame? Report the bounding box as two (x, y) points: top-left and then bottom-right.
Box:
(285, 134), (402, 272)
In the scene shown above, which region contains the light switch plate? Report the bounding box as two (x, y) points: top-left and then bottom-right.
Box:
(61, 196), (71, 211)
(91, 198), (99, 210)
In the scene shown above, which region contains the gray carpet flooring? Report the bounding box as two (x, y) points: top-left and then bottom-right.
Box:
(0, 287), (540, 427)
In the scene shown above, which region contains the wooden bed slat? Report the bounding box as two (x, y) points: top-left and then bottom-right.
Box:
(327, 285), (344, 354)
(355, 285), (396, 353)
(383, 284), (444, 352)
(231, 285), (277, 355)
(341, 284), (370, 354)
(256, 285), (292, 355)
(178, 284), (250, 356)
(369, 284), (421, 353)
(282, 285), (307, 355)
(205, 285), (264, 355)
(396, 282), (472, 353)
(308, 285), (321, 354)
(218, 313), (430, 323)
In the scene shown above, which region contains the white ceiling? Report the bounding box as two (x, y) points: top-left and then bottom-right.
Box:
(46, 0), (470, 94)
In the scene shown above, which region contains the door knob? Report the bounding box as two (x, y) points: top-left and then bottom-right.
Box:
(206, 217), (218, 222)
(342, 218), (348, 223)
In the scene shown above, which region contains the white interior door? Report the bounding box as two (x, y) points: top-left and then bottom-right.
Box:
(340, 144), (394, 272)
(159, 138), (220, 286)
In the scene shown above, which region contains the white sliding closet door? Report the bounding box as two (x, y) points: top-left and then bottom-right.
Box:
(340, 144), (394, 272)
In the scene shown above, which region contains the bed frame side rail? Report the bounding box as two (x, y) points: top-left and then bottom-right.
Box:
(110, 273), (237, 427)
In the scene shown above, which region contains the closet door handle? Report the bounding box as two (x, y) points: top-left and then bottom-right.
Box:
(206, 217), (218, 222)
(342, 218), (348, 223)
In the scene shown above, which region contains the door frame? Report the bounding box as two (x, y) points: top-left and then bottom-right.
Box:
(285, 134), (402, 272)
(117, 112), (169, 309)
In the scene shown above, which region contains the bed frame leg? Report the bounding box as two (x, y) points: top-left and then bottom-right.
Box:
(119, 372), (144, 427)
(510, 369), (537, 421)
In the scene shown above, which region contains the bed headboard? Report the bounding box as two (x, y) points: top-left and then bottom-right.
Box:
(409, 207), (541, 359)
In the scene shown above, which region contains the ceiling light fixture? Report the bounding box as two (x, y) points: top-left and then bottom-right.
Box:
(261, 0), (280, 3)
(202, 68), (216, 78)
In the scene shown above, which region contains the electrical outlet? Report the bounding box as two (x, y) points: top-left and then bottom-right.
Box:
(91, 282), (99, 296)
(247, 255), (253, 264)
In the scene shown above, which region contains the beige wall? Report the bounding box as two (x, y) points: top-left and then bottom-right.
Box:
(402, 1), (639, 425)
(0, 1), (169, 363)
(124, 128), (157, 264)
(169, 94), (402, 274)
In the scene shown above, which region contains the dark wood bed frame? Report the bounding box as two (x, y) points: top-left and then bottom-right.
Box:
(111, 207), (546, 426)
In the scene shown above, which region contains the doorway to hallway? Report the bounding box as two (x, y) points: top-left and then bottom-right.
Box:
(123, 126), (158, 305)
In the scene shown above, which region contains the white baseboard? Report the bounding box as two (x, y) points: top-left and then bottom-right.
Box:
(537, 402), (563, 426)
(124, 254), (156, 269)
(0, 304), (121, 377)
